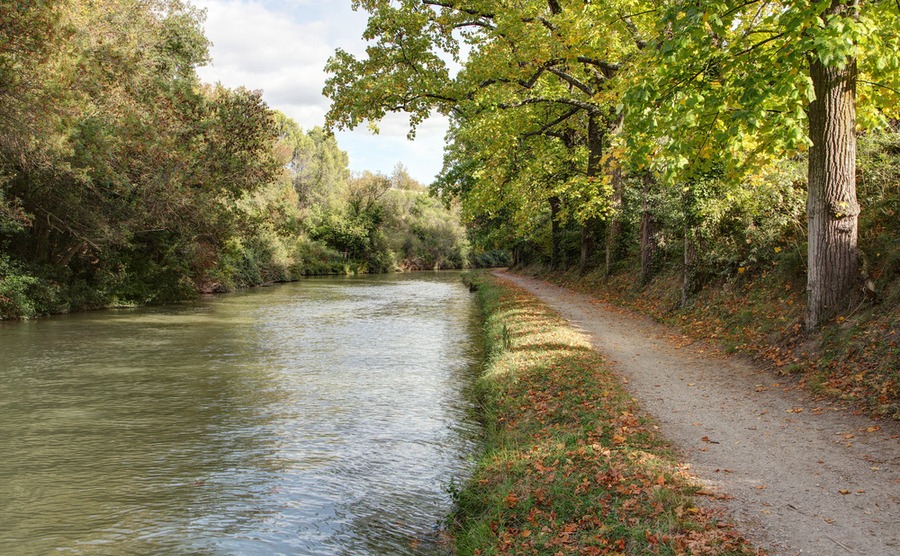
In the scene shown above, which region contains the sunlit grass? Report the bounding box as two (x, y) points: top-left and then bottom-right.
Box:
(453, 272), (760, 555)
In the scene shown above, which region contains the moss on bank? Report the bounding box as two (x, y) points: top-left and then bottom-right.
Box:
(453, 272), (759, 555)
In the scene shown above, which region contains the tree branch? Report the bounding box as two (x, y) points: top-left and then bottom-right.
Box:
(576, 56), (621, 77)
(498, 96), (601, 114)
(548, 67), (595, 96)
(522, 107), (581, 139)
(859, 79), (900, 96)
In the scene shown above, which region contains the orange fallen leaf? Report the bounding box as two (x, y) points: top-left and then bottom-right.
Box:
(838, 489), (850, 495)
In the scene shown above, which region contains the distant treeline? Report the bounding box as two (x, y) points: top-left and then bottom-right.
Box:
(0, 0), (474, 319)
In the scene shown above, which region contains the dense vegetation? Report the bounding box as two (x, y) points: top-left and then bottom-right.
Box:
(455, 273), (757, 554)
(0, 0), (468, 319)
(325, 0), (899, 330)
(325, 0), (898, 415)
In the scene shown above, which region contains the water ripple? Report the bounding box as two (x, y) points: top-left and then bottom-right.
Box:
(0, 273), (481, 555)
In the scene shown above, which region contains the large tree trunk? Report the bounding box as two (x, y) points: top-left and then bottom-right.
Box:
(580, 113), (604, 272)
(806, 0), (860, 330)
(639, 173), (660, 285)
(604, 113), (625, 277)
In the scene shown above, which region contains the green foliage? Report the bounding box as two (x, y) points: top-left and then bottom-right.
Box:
(0, 256), (40, 319)
(329, 0), (899, 328)
(472, 250), (513, 269)
(857, 126), (900, 306)
(0, 2), (469, 318)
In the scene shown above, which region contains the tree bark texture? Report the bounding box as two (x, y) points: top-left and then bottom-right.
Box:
(640, 173), (661, 285)
(682, 226), (701, 307)
(604, 113), (625, 277)
(580, 113), (604, 271)
(550, 195), (561, 269)
(806, 0), (860, 329)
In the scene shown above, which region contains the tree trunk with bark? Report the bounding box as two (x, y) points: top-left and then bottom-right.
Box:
(640, 173), (661, 285)
(806, 0), (860, 330)
(682, 226), (701, 307)
(580, 113), (604, 272)
(550, 195), (561, 269)
(681, 184), (703, 306)
(604, 113), (625, 277)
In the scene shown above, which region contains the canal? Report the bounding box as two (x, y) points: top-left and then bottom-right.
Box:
(0, 273), (482, 555)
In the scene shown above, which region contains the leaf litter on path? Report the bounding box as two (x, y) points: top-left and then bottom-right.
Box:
(496, 270), (900, 556)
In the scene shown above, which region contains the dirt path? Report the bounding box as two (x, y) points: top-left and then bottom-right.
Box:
(495, 271), (899, 556)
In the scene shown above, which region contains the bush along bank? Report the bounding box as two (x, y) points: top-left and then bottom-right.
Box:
(453, 273), (759, 555)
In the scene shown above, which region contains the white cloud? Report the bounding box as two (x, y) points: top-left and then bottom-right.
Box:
(194, 0), (449, 184)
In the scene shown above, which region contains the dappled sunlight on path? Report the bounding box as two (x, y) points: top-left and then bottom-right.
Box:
(496, 270), (900, 556)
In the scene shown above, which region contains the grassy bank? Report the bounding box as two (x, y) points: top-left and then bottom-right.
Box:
(453, 272), (759, 555)
(521, 263), (898, 421)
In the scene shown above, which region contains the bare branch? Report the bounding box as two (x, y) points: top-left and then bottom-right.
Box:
(548, 67), (595, 96)
(498, 96), (600, 114)
(576, 56), (621, 77)
(522, 107), (581, 139)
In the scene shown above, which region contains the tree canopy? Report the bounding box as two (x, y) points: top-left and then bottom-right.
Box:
(0, 0), (470, 318)
(326, 0), (900, 329)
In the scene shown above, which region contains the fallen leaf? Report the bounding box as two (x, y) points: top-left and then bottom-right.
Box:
(838, 489), (850, 495)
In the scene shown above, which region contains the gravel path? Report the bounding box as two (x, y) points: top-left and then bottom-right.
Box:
(495, 270), (900, 556)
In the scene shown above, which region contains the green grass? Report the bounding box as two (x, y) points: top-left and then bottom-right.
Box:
(453, 272), (760, 555)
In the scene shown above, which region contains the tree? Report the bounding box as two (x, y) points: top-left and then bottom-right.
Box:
(626, 0), (899, 328)
(325, 0), (654, 270)
(0, 0), (287, 308)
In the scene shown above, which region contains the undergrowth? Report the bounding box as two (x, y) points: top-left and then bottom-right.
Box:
(531, 262), (898, 420)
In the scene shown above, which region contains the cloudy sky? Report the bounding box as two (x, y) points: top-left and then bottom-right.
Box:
(194, 0), (450, 184)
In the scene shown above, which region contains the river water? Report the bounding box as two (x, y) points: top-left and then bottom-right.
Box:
(0, 273), (483, 555)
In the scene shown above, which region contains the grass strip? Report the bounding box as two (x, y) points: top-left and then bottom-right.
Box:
(453, 272), (760, 555)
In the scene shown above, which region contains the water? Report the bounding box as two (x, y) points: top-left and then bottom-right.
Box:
(0, 273), (483, 555)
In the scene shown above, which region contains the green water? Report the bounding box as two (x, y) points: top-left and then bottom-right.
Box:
(0, 273), (483, 555)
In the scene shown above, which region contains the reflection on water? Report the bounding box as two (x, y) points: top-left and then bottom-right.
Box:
(0, 273), (483, 555)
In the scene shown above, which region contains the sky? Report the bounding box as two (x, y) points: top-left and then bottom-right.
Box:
(193, 0), (450, 184)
